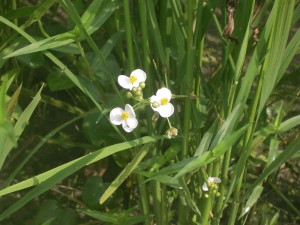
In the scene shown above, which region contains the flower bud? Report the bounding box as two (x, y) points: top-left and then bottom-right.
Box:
(126, 92), (133, 99)
(139, 82), (146, 89)
(132, 87), (138, 92)
(135, 90), (142, 96)
(151, 101), (160, 108)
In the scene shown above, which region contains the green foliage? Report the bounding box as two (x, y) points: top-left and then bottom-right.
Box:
(0, 0), (300, 224)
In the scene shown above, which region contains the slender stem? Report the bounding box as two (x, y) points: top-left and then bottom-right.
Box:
(182, 0), (195, 159)
(123, 0), (135, 70)
(76, 41), (91, 77)
(227, 70), (263, 225)
(179, 1), (195, 224)
(37, 20), (50, 38)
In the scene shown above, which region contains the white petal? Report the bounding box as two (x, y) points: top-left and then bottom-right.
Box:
(125, 104), (136, 118)
(158, 103), (174, 118)
(110, 108), (123, 125)
(122, 121), (135, 132)
(209, 177), (221, 184)
(131, 69), (146, 83)
(118, 75), (133, 90)
(156, 87), (172, 100)
(202, 183), (209, 191)
(126, 118), (138, 129)
(150, 95), (160, 112)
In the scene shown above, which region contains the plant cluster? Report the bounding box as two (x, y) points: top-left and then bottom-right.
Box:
(0, 0), (300, 225)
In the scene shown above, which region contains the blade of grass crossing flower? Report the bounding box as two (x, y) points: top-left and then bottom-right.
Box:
(100, 144), (150, 204)
(0, 136), (161, 220)
(0, 84), (43, 171)
(257, 0), (294, 117)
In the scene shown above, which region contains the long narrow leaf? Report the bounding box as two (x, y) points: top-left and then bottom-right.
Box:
(0, 136), (161, 220)
(100, 144), (150, 204)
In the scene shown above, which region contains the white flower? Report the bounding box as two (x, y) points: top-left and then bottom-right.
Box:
(202, 177), (221, 191)
(109, 104), (138, 132)
(118, 69), (146, 90)
(150, 87), (174, 118)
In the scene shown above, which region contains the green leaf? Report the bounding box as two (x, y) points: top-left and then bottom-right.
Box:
(278, 115), (300, 132)
(0, 136), (161, 220)
(239, 186), (263, 219)
(0, 84), (44, 171)
(79, 208), (147, 225)
(175, 124), (248, 178)
(210, 104), (244, 148)
(4, 32), (76, 58)
(194, 120), (218, 156)
(100, 144), (150, 204)
(258, 0), (295, 116)
(145, 0), (166, 64)
(47, 69), (76, 91)
(81, 0), (103, 28)
(244, 136), (300, 198)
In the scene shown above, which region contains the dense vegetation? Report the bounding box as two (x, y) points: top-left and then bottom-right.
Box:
(0, 0), (300, 224)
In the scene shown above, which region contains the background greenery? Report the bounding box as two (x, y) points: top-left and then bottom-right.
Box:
(0, 0), (300, 224)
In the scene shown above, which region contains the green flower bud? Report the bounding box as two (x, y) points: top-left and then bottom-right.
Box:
(135, 90), (142, 96)
(132, 87), (138, 92)
(204, 194), (209, 198)
(139, 82), (146, 89)
(126, 92), (133, 98)
(151, 101), (160, 108)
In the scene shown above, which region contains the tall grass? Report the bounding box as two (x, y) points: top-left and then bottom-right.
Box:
(1, 0), (300, 224)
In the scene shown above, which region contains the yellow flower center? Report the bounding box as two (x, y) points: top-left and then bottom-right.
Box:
(160, 98), (168, 105)
(129, 75), (137, 84)
(209, 180), (215, 187)
(121, 112), (129, 120)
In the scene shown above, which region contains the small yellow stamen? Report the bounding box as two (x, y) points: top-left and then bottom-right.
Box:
(121, 112), (129, 120)
(129, 75), (137, 84)
(160, 98), (168, 105)
(209, 180), (214, 187)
